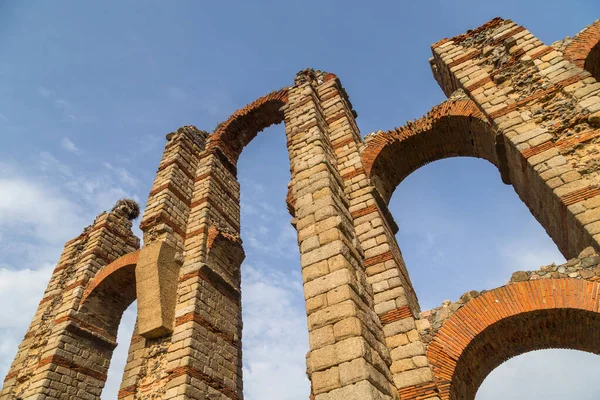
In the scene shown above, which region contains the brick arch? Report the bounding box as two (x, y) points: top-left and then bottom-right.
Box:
(78, 250), (139, 338)
(362, 98), (507, 203)
(207, 88), (288, 167)
(427, 278), (600, 400)
(563, 19), (600, 81)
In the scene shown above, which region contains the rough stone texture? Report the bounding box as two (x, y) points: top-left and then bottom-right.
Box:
(0, 201), (140, 400)
(2, 16), (600, 400)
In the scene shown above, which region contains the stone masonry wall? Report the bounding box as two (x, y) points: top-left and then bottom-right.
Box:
(1, 200), (140, 400)
(430, 17), (600, 259)
(3, 16), (600, 400)
(420, 246), (600, 399)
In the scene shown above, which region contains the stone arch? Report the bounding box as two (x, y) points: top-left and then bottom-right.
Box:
(426, 278), (600, 400)
(563, 19), (600, 81)
(207, 88), (289, 167)
(77, 250), (139, 341)
(362, 97), (509, 203)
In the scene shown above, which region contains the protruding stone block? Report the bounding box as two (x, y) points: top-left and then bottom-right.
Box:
(136, 240), (181, 338)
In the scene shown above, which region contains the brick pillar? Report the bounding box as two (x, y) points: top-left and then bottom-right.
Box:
(283, 69), (398, 400)
(314, 74), (438, 398)
(0, 201), (140, 400)
(430, 18), (600, 259)
(162, 139), (244, 399)
(118, 126), (207, 399)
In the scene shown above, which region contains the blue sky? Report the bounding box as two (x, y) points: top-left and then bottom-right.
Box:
(0, 1), (599, 399)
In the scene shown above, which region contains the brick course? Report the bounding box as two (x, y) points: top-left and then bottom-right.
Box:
(2, 16), (600, 400)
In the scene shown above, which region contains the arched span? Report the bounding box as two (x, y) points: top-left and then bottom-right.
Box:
(563, 19), (600, 81)
(79, 250), (139, 337)
(207, 88), (288, 166)
(361, 98), (508, 203)
(426, 278), (600, 400)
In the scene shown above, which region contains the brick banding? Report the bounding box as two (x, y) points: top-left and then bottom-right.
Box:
(168, 366), (238, 400)
(556, 129), (600, 150)
(157, 157), (194, 180)
(489, 25), (526, 47)
(175, 312), (238, 347)
(200, 145), (239, 177)
(561, 186), (600, 206)
(37, 355), (107, 382)
(207, 88), (288, 166)
(139, 212), (187, 238)
(118, 385), (137, 399)
(363, 251), (394, 268)
(488, 73), (589, 120)
(530, 46), (554, 60)
(148, 182), (191, 207)
(194, 168), (239, 203)
(520, 141), (554, 159)
(379, 306), (412, 324)
(427, 279), (600, 400)
(332, 136), (355, 150)
(179, 265), (241, 304)
(91, 222), (139, 248)
(362, 99), (495, 203)
(341, 167), (365, 181)
(81, 250), (139, 304)
(464, 75), (492, 92)
(350, 204), (378, 219)
(448, 50), (480, 69)
(57, 316), (118, 350)
(398, 382), (439, 400)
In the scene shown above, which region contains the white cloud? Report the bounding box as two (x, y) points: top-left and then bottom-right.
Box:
(103, 162), (138, 187)
(242, 264), (310, 400)
(478, 350), (600, 399)
(0, 264), (55, 379)
(0, 113), (8, 122)
(60, 137), (81, 155)
(0, 176), (87, 245)
(0, 154), (140, 395)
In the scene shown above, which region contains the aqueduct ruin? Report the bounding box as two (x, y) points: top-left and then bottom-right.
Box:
(3, 16), (600, 400)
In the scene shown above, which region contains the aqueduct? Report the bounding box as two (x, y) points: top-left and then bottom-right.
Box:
(2, 17), (600, 400)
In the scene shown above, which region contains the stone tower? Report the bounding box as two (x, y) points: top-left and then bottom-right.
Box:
(2, 17), (600, 400)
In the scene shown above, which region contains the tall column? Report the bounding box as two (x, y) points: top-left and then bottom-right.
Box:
(1, 201), (140, 400)
(162, 135), (244, 399)
(430, 18), (600, 258)
(284, 69), (398, 400)
(119, 126), (208, 399)
(314, 74), (438, 398)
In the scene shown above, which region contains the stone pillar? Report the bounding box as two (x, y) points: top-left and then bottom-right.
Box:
(162, 138), (244, 399)
(0, 201), (140, 400)
(118, 126), (207, 399)
(283, 69), (398, 400)
(314, 74), (438, 398)
(430, 18), (600, 259)
(136, 125), (206, 341)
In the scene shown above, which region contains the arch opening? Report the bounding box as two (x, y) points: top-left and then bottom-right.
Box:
(476, 349), (600, 399)
(71, 252), (140, 398)
(585, 41), (600, 81)
(363, 98), (508, 205)
(236, 121), (310, 399)
(389, 157), (564, 309)
(427, 279), (600, 400)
